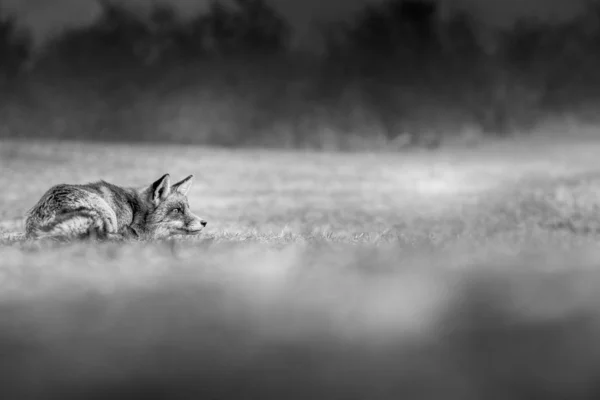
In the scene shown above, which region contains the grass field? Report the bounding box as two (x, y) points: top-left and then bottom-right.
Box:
(2, 136), (600, 399)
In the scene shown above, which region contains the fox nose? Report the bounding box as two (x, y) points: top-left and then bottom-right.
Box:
(200, 220), (207, 227)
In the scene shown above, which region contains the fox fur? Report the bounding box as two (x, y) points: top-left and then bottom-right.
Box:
(25, 173), (207, 241)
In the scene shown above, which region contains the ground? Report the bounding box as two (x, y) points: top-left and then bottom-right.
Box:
(1, 136), (600, 399)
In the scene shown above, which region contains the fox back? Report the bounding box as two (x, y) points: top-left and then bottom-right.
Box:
(25, 174), (207, 241)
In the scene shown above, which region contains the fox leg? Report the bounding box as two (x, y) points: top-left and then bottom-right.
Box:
(86, 214), (142, 242)
(91, 226), (135, 242)
(115, 225), (141, 240)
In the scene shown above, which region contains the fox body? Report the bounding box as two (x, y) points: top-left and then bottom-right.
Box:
(25, 174), (207, 241)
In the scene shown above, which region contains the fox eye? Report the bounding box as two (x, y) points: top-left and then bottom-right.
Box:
(171, 207), (183, 214)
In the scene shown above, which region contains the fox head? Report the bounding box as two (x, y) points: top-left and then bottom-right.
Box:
(141, 173), (207, 239)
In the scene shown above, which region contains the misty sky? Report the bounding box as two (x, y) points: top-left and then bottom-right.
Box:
(2, 0), (588, 47)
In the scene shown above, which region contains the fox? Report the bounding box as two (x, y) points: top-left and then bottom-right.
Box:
(25, 173), (207, 241)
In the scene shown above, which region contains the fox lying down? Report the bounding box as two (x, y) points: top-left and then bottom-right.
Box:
(25, 173), (207, 241)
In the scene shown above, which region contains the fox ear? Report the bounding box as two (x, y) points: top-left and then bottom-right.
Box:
(151, 173), (171, 205)
(172, 175), (194, 195)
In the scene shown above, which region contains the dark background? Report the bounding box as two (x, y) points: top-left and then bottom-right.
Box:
(1, 0), (599, 150)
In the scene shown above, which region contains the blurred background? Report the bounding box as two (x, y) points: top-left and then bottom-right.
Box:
(1, 0), (599, 150)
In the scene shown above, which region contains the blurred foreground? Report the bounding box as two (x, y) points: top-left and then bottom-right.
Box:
(1, 241), (600, 400)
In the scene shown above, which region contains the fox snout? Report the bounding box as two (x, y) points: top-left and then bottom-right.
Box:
(185, 216), (207, 233)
